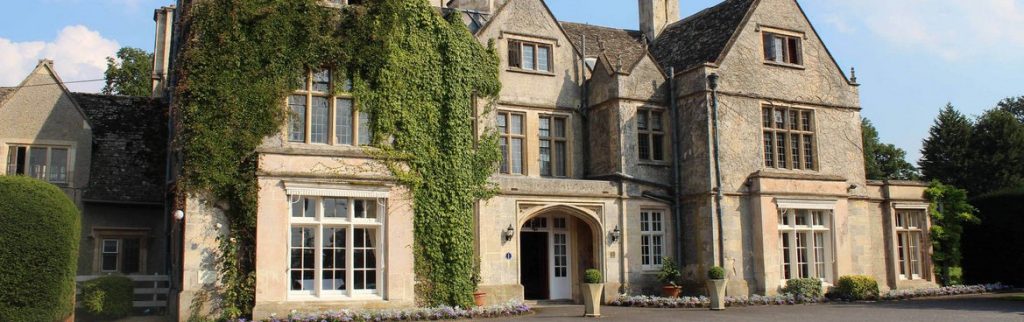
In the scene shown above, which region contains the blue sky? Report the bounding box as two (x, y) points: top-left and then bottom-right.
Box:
(2, 0), (1022, 163)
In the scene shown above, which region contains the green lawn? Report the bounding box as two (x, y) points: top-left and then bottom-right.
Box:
(1002, 295), (1024, 302)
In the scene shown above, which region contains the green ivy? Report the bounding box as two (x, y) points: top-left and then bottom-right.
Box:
(174, 0), (499, 316)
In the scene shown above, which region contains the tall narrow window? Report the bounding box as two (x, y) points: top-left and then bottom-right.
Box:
(779, 209), (832, 282)
(289, 96), (307, 142)
(101, 239), (119, 272)
(497, 111), (525, 175)
(763, 106), (815, 170)
(358, 111), (372, 145)
(638, 109), (666, 161)
(335, 99), (354, 145)
(763, 32), (803, 65)
(640, 210), (665, 269)
(539, 115), (568, 177)
(311, 97), (330, 144)
(896, 210), (927, 280)
(508, 40), (553, 72)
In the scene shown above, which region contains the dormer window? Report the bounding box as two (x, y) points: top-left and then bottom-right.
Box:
(763, 32), (802, 66)
(509, 40), (553, 72)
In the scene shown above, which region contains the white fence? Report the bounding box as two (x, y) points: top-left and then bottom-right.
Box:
(76, 274), (170, 308)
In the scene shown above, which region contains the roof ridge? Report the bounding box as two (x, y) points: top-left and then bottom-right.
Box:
(560, 21), (642, 34)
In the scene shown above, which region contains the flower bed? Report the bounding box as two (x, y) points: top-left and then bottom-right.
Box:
(611, 283), (1011, 309)
(253, 301), (531, 322)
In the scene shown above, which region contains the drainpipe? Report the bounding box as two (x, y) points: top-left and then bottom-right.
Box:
(708, 73), (725, 268)
(580, 35), (589, 177)
(668, 67), (685, 266)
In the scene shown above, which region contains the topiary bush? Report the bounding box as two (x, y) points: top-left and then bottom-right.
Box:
(657, 257), (682, 286)
(708, 266), (726, 280)
(81, 275), (134, 319)
(0, 176), (80, 321)
(830, 275), (880, 300)
(782, 278), (823, 299)
(584, 269), (602, 284)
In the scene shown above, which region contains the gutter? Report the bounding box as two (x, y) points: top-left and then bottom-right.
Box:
(708, 73), (725, 268)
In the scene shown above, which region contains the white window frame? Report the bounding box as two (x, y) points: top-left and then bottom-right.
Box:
(778, 208), (834, 284)
(101, 239), (120, 273)
(288, 194), (386, 301)
(640, 209), (666, 270)
(895, 209), (927, 280)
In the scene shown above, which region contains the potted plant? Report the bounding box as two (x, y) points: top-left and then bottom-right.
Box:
(707, 266), (727, 310)
(471, 260), (486, 307)
(657, 257), (682, 297)
(582, 269), (604, 317)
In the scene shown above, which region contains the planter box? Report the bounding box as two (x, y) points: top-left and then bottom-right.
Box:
(707, 279), (727, 310)
(582, 283), (604, 317)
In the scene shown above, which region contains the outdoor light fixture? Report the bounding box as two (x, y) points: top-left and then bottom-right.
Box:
(504, 225), (515, 242)
(707, 73), (720, 90)
(610, 225), (622, 242)
(173, 210), (185, 221)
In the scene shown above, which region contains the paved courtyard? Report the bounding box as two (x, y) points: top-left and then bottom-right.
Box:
(500, 293), (1024, 322)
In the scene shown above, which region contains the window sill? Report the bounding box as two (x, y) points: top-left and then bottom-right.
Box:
(288, 293), (383, 302)
(507, 68), (556, 77)
(763, 61), (806, 70)
(638, 160), (671, 167)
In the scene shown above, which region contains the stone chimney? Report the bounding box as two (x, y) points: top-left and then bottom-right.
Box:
(639, 0), (680, 43)
(151, 6), (175, 98)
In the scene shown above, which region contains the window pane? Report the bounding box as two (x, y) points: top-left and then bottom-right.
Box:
(791, 134), (801, 170)
(639, 134), (650, 160)
(763, 33), (776, 61)
(49, 148), (68, 183)
(803, 134), (814, 169)
(553, 118), (566, 138)
(508, 40), (521, 68)
(311, 97), (329, 144)
(781, 232), (791, 279)
(814, 233), (826, 279)
(764, 132), (774, 167)
(497, 113), (507, 134)
(897, 232), (907, 276)
(500, 138), (509, 173)
(322, 227), (346, 291)
(774, 109), (785, 128)
(796, 232), (808, 278)
(539, 140), (551, 176)
(637, 111), (648, 130)
(290, 227), (315, 291)
(511, 138), (523, 174)
(651, 111), (663, 131)
(122, 238), (141, 274)
(776, 133), (787, 168)
(29, 147), (46, 180)
(652, 134), (664, 161)
(537, 46), (550, 71)
(358, 111), (372, 145)
(102, 253), (118, 271)
(511, 114), (524, 135)
(323, 198), (348, 218)
(641, 235), (650, 265)
(762, 108), (772, 128)
(787, 38), (801, 65)
(522, 45), (535, 70)
(354, 199), (377, 219)
(336, 99), (354, 145)
(288, 95), (306, 142)
(555, 141), (566, 177)
(801, 112), (812, 131)
(773, 36), (785, 63)
(291, 197), (315, 218)
(313, 69), (330, 92)
(789, 110), (799, 130)
(539, 117), (550, 138)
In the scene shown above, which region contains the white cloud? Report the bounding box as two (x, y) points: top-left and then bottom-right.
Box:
(0, 25), (119, 92)
(819, 0), (1024, 62)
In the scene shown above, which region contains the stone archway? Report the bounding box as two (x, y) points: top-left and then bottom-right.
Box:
(517, 205), (602, 303)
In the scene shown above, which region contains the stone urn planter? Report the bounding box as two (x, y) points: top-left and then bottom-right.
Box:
(582, 269), (604, 317)
(707, 266), (727, 310)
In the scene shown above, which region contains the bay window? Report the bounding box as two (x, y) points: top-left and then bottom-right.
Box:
(289, 195), (385, 298)
(779, 209), (832, 282)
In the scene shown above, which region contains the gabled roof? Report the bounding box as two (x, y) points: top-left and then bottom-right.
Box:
(74, 93), (168, 204)
(1, 60), (94, 128)
(561, 22), (648, 73)
(651, 0), (756, 73)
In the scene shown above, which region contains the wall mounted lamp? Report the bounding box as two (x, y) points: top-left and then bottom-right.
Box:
(503, 225), (515, 242)
(610, 225), (622, 242)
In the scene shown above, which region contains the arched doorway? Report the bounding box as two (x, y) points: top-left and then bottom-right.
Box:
(519, 207), (600, 302)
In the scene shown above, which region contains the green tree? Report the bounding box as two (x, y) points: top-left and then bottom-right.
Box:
(997, 96), (1024, 123)
(925, 181), (979, 286)
(965, 109), (1024, 194)
(919, 104), (973, 189)
(102, 47), (153, 96)
(862, 118), (919, 180)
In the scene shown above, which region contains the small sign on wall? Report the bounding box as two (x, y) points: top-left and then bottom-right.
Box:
(505, 252), (513, 260)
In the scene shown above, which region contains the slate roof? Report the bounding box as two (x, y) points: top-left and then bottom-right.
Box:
(561, 22), (648, 73)
(651, 0), (756, 72)
(74, 93), (168, 204)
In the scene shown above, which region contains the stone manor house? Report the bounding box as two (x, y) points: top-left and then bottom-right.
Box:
(1, 0), (938, 319)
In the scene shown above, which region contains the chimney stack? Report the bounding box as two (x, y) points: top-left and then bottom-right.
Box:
(151, 6), (175, 98)
(639, 0), (680, 43)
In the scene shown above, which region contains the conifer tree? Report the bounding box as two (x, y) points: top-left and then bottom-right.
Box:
(919, 104), (973, 189)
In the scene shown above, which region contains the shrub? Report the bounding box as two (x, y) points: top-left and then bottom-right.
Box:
(830, 275), (880, 300)
(0, 176), (80, 321)
(708, 266), (725, 280)
(81, 275), (134, 319)
(782, 278), (823, 299)
(584, 269), (602, 284)
(657, 257), (681, 286)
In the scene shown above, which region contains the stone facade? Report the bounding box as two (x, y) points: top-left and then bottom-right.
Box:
(166, 0), (937, 319)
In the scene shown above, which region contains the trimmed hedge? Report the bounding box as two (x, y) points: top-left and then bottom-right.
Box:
(0, 176), (81, 321)
(81, 275), (134, 319)
(830, 275), (879, 300)
(783, 278), (823, 299)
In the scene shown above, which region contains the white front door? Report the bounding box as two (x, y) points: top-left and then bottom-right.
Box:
(549, 216), (571, 300)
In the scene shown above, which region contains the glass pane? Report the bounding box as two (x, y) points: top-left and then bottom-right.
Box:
(288, 95), (306, 142)
(764, 132), (774, 167)
(640, 212), (650, 232)
(637, 111), (648, 130)
(804, 135), (814, 169)
(335, 99), (354, 145)
(555, 141), (566, 176)
(311, 97), (329, 143)
(539, 117), (550, 138)
(511, 138), (523, 174)
(789, 110), (799, 130)
(122, 238), (140, 274)
(651, 111), (662, 131)
(638, 134), (650, 160)
(652, 212), (662, 231)
(522, 45), (535, 70)
(774, 109), (785, 128)
(773, 36), (785, 63)
(358, 111), (372, 145)
(323, 198), (348, 218)
(553, 118), (566, 138)
(796, 233), (808, 278)
(497, 113), (507, 133)
(641, 235), (650, 265)
(354, 199), (377, 219)
(102, 253), (118, 271)
(313, 69), (330, 92)
(500, 138), (509, 173)
(776, 132), (787, 168)
(795, 210), (808, 226)
(29, 147), (46, 179)
(791, 134), (801, 169)
(539, 140), (551, 176)
(537, 46), (550, 71)
(801, 111), (812, 131)
(511, 114), (524, 135)
(49, 148), (68, 183)
(762, 108), (772, 128)
(781, 232), (791, 279)
(7, 146), (24, 175)
(103, 240), (119, 253)
(652, 134), (664, 161)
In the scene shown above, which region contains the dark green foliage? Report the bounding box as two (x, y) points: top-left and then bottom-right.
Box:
(0, 176), (80, 321)
(965, 109), (1024, 194)
(962, 189), (1024, 286)
(920, 104), (973, 189)
(708, 266), (725, 280)
(657, 257), (682, 285)
(175, 0), (499, 313)
(584, 269), (602, 284)
(997, 96), (1024, 123)
(862, 118), (919, 180)
(925, 181), (979, 286)
(782, 278), (823, 299)
(103, 47), (154, 96)
(830, 275), (879, 300)
(81, 275), (134, 319)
